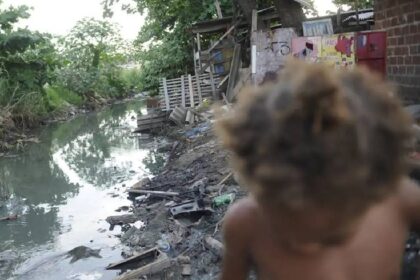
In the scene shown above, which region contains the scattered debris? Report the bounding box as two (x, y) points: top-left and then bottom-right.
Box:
(0, 215), (18, 222)
(107, 247), (165, 270)
(106, 214), (138, 227)
(66, 246), (102, 264)
(204, 236), (224, 258)
(128, 189), (179, 198)
(135, 110), (168, 133)
(181, 264), (192, 276)
(213, 193), (235, 207)
(169, 107), (188, 126)
(115, 257), (174, 280)
(106, 108), (246, 279)
(130, 178), (151, 190)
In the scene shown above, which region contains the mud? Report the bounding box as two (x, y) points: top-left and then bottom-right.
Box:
(106, 114), (420, 280)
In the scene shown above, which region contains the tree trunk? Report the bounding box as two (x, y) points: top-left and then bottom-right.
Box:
(234, 0), (305, 34)
(234, 0), (256, 24)
(273, 0), (305, 34)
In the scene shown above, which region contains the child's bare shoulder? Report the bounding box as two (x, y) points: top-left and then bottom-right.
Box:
(223, 197), (259, 244)
(398, 178), (420, 227)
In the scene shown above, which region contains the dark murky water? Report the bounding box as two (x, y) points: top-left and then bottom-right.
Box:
(0, 99), (166, 280)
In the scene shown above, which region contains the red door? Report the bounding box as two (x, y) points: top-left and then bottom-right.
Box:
(356, 32), (387, 59)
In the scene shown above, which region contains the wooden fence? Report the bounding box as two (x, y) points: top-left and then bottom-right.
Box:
(159, 73), (220, 111)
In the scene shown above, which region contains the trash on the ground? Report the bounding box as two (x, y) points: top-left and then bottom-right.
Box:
(157, 238), (171, 253)
(177, 255), (191, 264)
(115, 206), (130, 212)
(128, 189), (179, 197)
(131, 221), (143, 229)
(106, 214), (138, 227)
(0, 214), (18, 222)
(204, 236), (224, 258)
(169, 106), (187, 126)
(131, 178), (151, 190)
(184, 122), (211, 139)
(181, 264), (192, 276)
(165, 201), (176, 207)
(115, 257), (174, 280)
(107, 247), (165, 270)
(157, 142), (173, 153)
(66, 246), (102, 264)
(134, 195), (148, 203)
(135, 110), (167, 133)
(213, 193), (236, 207)
(170, 200), (213, 218)
(185, 110), (195, 125)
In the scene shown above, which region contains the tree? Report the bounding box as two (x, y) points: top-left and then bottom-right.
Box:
(56, 18), (127, 98)
(60, 18), (123, 71)
(333, 0), (374, 10)
(0, 0), (58, 125)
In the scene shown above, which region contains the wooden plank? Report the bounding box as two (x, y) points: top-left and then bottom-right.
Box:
(107, 248), (163, 270)
(251, 9), (258, 86)
(208, 23), (237, 54)
(128, 190), (179, 197)
(215, 0), (223, 18)
(196, 33), (202, 69)
(115, 258), (173, 280)
(188, 74), (195, 108)
(252, 9), (258, 34)
(217, 74), (230, 89)
(181, 75), (186, 107)
(195, 71), (203, 104)
(226, 44), (242, 102)
(163, 78), (170, 111)
(137, 118), (167, 126)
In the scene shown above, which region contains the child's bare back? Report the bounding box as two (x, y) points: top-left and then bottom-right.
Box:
(222, 180), (420, 280)
(216, 61), (418, 279)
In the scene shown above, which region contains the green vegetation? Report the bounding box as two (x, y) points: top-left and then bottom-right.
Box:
(0, 1), (140, 150)
(102, 0), (315, 92)
(333, 0), (374, 10)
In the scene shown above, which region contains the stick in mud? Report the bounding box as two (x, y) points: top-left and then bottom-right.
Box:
(0, 214), (18, 222)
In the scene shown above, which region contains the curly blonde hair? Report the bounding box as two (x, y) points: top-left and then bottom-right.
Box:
(217, 61), (413, 213)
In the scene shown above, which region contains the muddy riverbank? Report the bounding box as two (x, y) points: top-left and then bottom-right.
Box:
(0, 98), (168, 280)
(105, 111), (420, 280)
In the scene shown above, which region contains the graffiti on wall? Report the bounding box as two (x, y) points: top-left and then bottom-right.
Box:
(292, 33), (356, 69)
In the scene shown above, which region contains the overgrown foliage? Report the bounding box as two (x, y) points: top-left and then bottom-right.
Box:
(55, 18), (129, 99)
(0, 1), (57, 128)
(333, 0), (374, 10)
(103, 0), (314, 92)
(0, 1), (139, 150)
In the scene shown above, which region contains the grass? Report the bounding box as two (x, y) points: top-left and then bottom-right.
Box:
(46, 86), (83, 110)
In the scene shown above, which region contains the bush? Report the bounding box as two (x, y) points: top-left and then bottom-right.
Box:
(46, 85), (83, 110)
(120, 68), (143, 93)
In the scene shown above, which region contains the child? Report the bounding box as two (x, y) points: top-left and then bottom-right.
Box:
(216, 61), (420, 280)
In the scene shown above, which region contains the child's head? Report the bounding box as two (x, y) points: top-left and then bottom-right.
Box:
(217, 61), (412, 238)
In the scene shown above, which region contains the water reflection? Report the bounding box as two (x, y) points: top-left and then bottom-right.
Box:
(0, 100), (166, 280)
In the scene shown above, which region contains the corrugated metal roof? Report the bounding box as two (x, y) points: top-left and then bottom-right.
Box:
(343, 11), (374, 22)
(293, 0), (312, 8)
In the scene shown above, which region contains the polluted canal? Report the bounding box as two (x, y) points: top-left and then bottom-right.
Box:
(0, 99), (168, 280)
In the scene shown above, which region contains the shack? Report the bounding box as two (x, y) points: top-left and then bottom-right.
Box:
(155, 1), (380, 114)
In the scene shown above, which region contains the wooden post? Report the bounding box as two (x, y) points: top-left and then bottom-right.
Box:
(214, 0), (223, 19)
(208, 24), (237, 54)
(188, 74), (195, 108)
(251, 9), (258, 34)
(226, 44), (242, 102)
(163, 78), (170, 111)
(196, 33), (202, 69)
(209, 69), (217, 100)
(251, 9), (258, 86)
(181, 75), (186, 108)
(195, 71), (203, 104)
